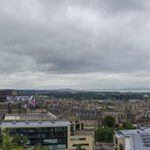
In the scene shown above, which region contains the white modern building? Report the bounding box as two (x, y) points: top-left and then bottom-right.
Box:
(114, 128), (150, 150)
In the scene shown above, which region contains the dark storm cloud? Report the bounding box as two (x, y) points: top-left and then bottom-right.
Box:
(0, 0), (150, 89)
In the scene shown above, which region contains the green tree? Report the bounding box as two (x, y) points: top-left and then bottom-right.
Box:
(122, 121), (135, 129)
(34, 144), (42, 150)
(33, 144), (49, 150)
(103, 116), (115, 128)
(43, 146), (48, 150)
(0, 129), (14, 150)
(0, 129), (23, 150)
(21, 135), (28, 148)
(12, 134), (20, 146)
(96, 127), (114, 143)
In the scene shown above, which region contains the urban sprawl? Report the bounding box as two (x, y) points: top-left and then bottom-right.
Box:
(0, 89), (150, 150)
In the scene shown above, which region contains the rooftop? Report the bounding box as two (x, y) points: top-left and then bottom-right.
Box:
(0, 120), (70, 128)
(4, 113), (57, 121)
(116, 128), (150, 150)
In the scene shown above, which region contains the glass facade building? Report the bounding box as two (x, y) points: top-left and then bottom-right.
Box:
(0, 120), (70, 150)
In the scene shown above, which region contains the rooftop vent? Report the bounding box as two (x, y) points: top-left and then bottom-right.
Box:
(38, 120), (42, 124)
(50, 120), (55, 124)
(137, 130), (140, 134)
(12, 121), (16, 124)
(141, 127), (145, 131)
(25, 120), (29, 124)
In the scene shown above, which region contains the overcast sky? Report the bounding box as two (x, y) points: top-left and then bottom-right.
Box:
(0, 0), (150, 90)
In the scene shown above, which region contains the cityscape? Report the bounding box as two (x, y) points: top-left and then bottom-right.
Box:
(1, 0), (150, 150)
(0, 89), (150, 150)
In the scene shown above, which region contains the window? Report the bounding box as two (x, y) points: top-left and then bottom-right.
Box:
(119, 144), (124, 150)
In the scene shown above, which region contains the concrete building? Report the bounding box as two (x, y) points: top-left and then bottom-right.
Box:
(140, 113), (150, 127)
(114, 128), (150, 150)
(102, 111), (127, 126)
(69, 130), (94, 150)
(0, 89), (18, 96)
(0, 102), (27, 114)
(0, 89), (18, 102)
(65, 116), (95, 150)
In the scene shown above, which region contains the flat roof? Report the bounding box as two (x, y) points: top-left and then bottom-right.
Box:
(4, 113), (57, 121)
(116, 128), (150, 150)
(0, 120), (70, 128)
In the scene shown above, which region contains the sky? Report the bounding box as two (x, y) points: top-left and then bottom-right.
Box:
(0, 0), (150, 90)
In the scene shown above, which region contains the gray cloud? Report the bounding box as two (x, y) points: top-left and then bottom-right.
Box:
(0, 0), (150, 89)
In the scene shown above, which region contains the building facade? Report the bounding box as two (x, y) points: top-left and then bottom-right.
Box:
(0, 119), (95, 150)
(69, 130), (94, 150)
(114, 128), (150, 150)
(0, 120), (70, 150)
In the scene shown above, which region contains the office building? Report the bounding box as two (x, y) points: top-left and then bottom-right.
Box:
(0, 118), (95, 150)
(114, 128), (150, 150)
(0, 120), (70, 150)
(0, 89), (18, 102)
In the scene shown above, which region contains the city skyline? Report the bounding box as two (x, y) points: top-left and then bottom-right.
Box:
(0, 0), (150, 90)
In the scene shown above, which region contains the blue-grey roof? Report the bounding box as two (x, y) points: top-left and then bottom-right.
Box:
(116, 128), (150, 150)
(0, 120), (70, 128)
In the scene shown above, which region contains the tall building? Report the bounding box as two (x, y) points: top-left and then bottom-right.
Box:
(0, 89), (18, 96)
(0, 89), (18, 102)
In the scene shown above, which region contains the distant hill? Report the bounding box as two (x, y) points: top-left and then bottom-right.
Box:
(16, 89), (150, 101)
